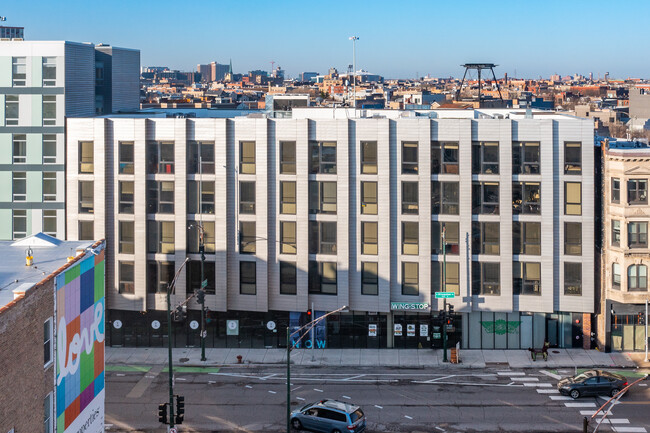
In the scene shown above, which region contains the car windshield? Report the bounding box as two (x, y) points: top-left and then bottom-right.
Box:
(350, 409), (364, 423)
(574, 371), (597, 382)
(299, 403), (313, 412)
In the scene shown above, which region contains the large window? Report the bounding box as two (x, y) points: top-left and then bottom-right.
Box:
(512, 142), (540, 174)
(612, 263), (621, 290)
(472, 262), (500, 295)
(187, 221), (216, 254)
(361, 262), (378, 295)
(611, 220), (620, 247)
(147, 261), (174, 293)
(44, 318), (53, 366)
(239, 181), (256, 214)
(43, 134), (57, 164)
(402, 142), (418, 174)
(627, 179), (648, 205)
(42, 57), (56, 86)
(43, 95), (56, 126)
(187, 180), (215, 214)
(611, 178), (620, 203)
(513, 222), (541, 255)
(628, 265), (647, 291)
(472, 222), (500, 255)
(13, 210), (27, 239)
(119, 221), (134, 254)
(309, 221), (337, 254)
(361, 141), (377, 174)
(12, 171), (26, 201)
(310, 141), (337, 174)
(564, 142), (581, 174)
(512, 182), (540, 215)
(564, 222), (582, 255)
(472, 182), (499, 214)
(472, 142), (499, 174)
(402, 262), (419, 295)
(280, 261), (297, 295)
(147, 141), (174, 174)
(402, 181), (419, 214)
(309, 261), (337, 294)
(12, 134), (26, 163)
(280, 221), (297, 254)
(309, 181), (337, 214)
(280, 141), (296, 174)
(79, 141), (94, 173)
(361, 181), (377, 214)
(187, 141), (215, 174)
(12, 57), (26, 86)
(118, 261), (135, 294)
(187, 260), (215, 294)
(42, 172), (56, 201)
(239, 221), (256, 254)
(361, 222), (378, 255)
(402, 221), (419, 255)
(431, 141), (459, 174)
(119, 141), (134, 174)
(43, 210), (57, 236)
(79, 181), (94, 214)
(119, 181), (134, 214)
(431, 181), (459, 214)
(513, 262), (541, 295)
(280, 181), (296, 214)
(5, 95), (19, 125)
(78, 221), (94, 240)
(147, 221), (175, 254)
(431, 261), (460, 295)
(147, 181), (174, 214)
(564, 262), (582, 295)
(564, 182), (582, 215)
(432, 221), (459, 255)
(240, 141), (256, 174)
(628, 221), (648, 248)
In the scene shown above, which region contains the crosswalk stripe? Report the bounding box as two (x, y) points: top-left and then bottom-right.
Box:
(512, 377), (539, 381)
(612, 427), (646, 433)
(524, 383), (552, 387)
(565, 402), (597, 408)
(549, 396), (572, 400)
(540, 370), (562, 380)
(498, 372), (525, 376)
(537, 389), (560, 394)
(609, 419), (630, 424)
(580, 410), (611, 417)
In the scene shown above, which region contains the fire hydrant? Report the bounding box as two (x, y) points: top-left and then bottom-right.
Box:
(237, 355), (243, 364)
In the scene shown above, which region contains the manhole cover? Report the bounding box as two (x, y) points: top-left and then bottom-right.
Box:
(179, 357), (190, 363)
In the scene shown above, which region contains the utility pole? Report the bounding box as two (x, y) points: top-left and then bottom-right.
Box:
(442, 226), (448, 363)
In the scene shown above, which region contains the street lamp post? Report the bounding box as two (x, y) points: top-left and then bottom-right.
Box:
(442, 226), (448, 363)
(189, 222), (207, 362)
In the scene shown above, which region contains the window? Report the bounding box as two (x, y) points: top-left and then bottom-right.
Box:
(119, 142), (134, 174)
(628, 222), (648, 248)
(13, 210), (27, 239)
(431, 141), (459, 174)
(5, 95), (19, 125)
(361, 141), (377, 174)
(564, 142), (581, 174)
(402, 262), (419, 295)
(431, 181), (459, 214)
(187, 221), (216, 254)
(564, 262), (582, 295)
(432, 221), (459, 255)
(12, 134), (26, 163)
(402, 221), (419, 255)
(187, 180), (215, 214)
(472, 262), (500, 295)
(239, 221), (256, 254)
(310, 141), (337, 174)
(612, 263), (621, 290)
(78, 221), (94, 240)
(309, 181), (337, 214)
(512, 142), (540, 174)
(513, 222), (541, 255)
(361, 181), (377, 214)
(472, 222), (500, 255)
(361, 262), (378, 295)
(43, 210), (57, 236)
(280, 141), (296, 174)
(43, 95), (56, 126)
(119, 181), (134, 214)
(308, 261), (337, 294)
(44, 392), (53, 433)
(119, 221), (134, 254)
(280, 221), (297, 254)
(79, 141), (94, 173)
(402, 181), (419, 214)
(147, 181), (174, 214)
(627, 179), (648, 205)
(147, 261), (174, 293)
(309, 221), (337, 254)
(187, 261), (215, 294)
(280, 181), (296, 214)
(472, 182), (500, 214)
(628, 264), (647, 291)
(472, 142), (499, 174)
(431, 261), (460, 295)
(118, 261), (135, 294)
(280, 261), (297, 294)
(44, 318), (53, 366)
(43, 134), (57, 164)
(147, 141), (174, 174)
(402, 142), (418, 174)
(512, 182), (540, 215)
(564, 222), (582, 255)
(513, 262), (541, 295)
(12, 57), (26, 86)
(43, 172), (56, 201)
(611, 178), (620, 203)
(187, 141), (215, 174)
(564, 182), (582, 215)
(147, 221), (175, 254)
(361, 222), (378, 255)
(239, 181), (255, 214)
(13, 172), (26, 201)
(240, 141), (256, 174)
(611, 220), (620, 247)
(43, 57), (56, 86)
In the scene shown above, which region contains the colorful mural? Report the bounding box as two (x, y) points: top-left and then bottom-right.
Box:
(56, 247), (105, 433)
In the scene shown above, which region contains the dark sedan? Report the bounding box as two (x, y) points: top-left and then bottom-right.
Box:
(558, 370), (628, 399)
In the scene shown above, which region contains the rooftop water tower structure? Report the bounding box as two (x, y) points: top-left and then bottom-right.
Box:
(455, 63), (503, 106)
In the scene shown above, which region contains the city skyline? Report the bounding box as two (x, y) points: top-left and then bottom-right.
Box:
(5, 0), (650, 79)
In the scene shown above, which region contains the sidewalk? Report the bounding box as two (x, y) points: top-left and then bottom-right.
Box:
(106, 346), (649, 370)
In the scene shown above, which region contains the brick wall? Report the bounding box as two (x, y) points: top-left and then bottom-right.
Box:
(582, 313), (592, 350)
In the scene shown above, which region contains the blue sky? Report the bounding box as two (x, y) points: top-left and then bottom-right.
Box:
(5, 0), (650, 79)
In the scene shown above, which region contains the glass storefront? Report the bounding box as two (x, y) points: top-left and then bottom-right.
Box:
(611, 314), (647, 351)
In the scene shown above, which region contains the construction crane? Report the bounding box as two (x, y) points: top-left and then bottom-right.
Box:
(270, 60), (275, 73)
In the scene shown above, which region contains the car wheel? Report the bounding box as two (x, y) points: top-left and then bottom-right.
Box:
(570, 389), (580, 399)
(291, 418), (302, 430)
(610, 388), (620, 398)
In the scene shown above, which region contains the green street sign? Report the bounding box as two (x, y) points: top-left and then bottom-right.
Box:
(201, 279), (208, 288)
(434, 292), (455, 299)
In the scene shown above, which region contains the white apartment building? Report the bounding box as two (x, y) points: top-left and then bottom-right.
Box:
(67, 108), (595, 349)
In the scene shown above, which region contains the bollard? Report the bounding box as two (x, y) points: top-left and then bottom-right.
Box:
(237, 355), (243, 364)
(583, 416), (588, 433)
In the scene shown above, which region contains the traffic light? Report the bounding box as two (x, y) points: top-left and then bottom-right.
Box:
(448, 304), (454, 315)
(158, 403), (167, 424)
(196, 289), (205, 305)
(307, 310), (312, 317)
(175, 395), (185, 424)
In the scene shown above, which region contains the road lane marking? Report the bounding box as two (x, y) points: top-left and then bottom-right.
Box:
(540, 370), (562, 380)
(412, 380), (524, 387)
(208, 381), (216, 384)
(498, 372), (525, 376)
(116, 373), (125, 377)
(512, 377), (539, 381)
(268, 390), (277, 394)
(423, 375), (456, 383)
(291, 386), (302, 392)
(342, 395), (351, 400)
(524, 383), (552, 387)
(261, 373), (278, 380)
(404, 415), (413, 420)
(296, 397), (305, 401)
(537, 389), (560, 394)
(343, 375), (366, 381)
(549, 396), (572, 400)
(565, 402), (597, 408)
(245, 385), (252, 389)
(611, 428), (647, 433)
(435, 427), (445, 432)
(374, 405), (383, 409)
(314, 388), (323, 392)
(176, 378), (186, 381)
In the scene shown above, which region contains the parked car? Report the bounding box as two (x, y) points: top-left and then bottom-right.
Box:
(557, 370), (628, 399)
(290, 399), (366, 433)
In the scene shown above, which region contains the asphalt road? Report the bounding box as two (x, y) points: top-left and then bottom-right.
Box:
(105, 365), (650, 433)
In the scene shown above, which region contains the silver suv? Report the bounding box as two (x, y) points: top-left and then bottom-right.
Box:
(290, 399), (366, 433)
